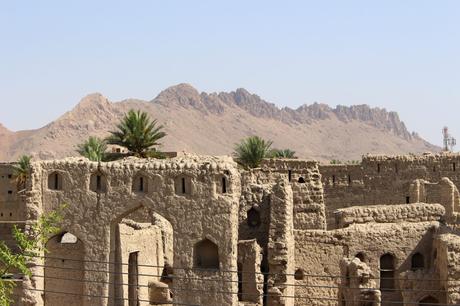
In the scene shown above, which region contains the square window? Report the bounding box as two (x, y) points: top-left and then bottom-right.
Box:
(7, 190), (12, 194)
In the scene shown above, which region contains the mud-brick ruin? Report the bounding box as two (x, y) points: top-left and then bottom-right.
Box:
(3, 152), (460, 305)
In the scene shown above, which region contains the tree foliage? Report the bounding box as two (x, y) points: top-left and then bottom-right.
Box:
(12, 155), (31, 191)
(271, 148), (297, 159)
(77, 136), (107, 162)
(233, 136), (273, 169)
(0, 207), (63, 305)
(106, 110), (166, 158)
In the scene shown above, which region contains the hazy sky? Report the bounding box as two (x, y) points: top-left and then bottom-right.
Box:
(1, 1), (459, 146)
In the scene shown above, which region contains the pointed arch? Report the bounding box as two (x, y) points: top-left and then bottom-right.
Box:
(194, 238), (219, 269)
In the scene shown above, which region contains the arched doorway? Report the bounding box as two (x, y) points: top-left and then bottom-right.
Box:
(44, 232), (84, 306)
(109, 205), (173, 306)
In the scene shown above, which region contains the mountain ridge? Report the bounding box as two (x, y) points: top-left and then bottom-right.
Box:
(0, 83), (438, 161)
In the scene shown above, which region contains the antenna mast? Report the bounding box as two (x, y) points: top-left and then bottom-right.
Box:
(443, 126), (456, 152)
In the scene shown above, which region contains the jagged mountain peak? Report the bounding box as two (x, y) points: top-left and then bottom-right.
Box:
(0, 85), (439, 161)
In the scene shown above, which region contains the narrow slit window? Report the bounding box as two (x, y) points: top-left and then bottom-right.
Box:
(406, 196), (410, 204)
(139, 177), (144, 192)
(54, 173), (59, 190)
(288, 170), (292, 182)
(222, 177), (227, 193)
(348, 175), (351, 185)
(377, 163), (381, 173)
(181, 177), (186, 194)
(96, 175), (102, 191)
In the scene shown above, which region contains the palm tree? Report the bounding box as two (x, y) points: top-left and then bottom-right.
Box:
(233, 136), (273, 169)
(77, 136), (107, 162)
(107, 110), (166, 158)
(272, 149), (297, 159)
(12, 155), (31, 190)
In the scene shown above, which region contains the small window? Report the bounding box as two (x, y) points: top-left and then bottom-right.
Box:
(9, 213), (12, 217)
(90, 172), (107, 193)
(7, 190), (12, 195)
(194, 239), (219, 269)
(433, 166), (436, 172)
(221, 177), (227, 193)
(298, 177), (305, 183)
(7, 174), (12, 179)
(377, 163), (381, 173)
(348, 175), (351, 185)
(132, 175), (148, 193)
(332, 175), (336, 184)
(48, 172), (63, 190)
(247, 208), (261, 228)
(175, 176), (191, 195)
(406, 196), (410, 204)
(294, 269), (304, 280)
(411, 252), (424, 270)
(288, 170), (292, 182)
(355, 252), (365, 262)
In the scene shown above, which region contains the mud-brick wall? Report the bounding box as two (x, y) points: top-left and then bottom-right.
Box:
(258, 159), (326, 230)
(435, 233), (460, 305)
(319, 164), (364, 229)
(294, 230), (345, 306)
(0, 164), (26, 221)
(320, 154), (460, 229)
(29, 156), (241, 306)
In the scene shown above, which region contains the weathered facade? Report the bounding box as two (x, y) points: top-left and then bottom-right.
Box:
(3, 152), (460, 305)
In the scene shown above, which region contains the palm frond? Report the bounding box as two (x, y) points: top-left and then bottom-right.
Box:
(233, 136), (273, 169)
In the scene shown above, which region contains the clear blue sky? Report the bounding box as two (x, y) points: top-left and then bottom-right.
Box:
(1, 1), (459, 146)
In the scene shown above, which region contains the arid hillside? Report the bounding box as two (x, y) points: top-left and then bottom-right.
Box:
(0, 84), (439, 161)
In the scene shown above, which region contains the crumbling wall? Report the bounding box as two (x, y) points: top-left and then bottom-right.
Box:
(24, 155), (241, 306)
(320, 153), (460, 229)
(0, 164), (26, 222)
(294, 231), (345, 306)
(435, 233), (460, 305)
(237, 239), (263, 305)
(267, 179), (295, 306)
(115, 221), (165, 305)
(259, 159), (326, 230)
(334, 203), (445, 228)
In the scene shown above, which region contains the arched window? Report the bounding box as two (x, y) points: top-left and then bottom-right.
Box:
(298, 177), (305, 183)
(194, 239), (219, 269)
(132, 174), (148, 193)
(380, 253), (395, 290)
(90, 172), (107, 193)
(247, 208), (261, 228)
(355, 252), (365, 262)
(60, 232), (78, 244)
(419, 296), (439, 305)
(48, 172), (63, 190)
(411, 252), (424, 270)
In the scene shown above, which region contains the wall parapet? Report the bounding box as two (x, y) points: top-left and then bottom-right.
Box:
(334, 203), (445, 228)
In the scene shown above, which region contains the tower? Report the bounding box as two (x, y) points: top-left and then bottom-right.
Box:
(443, 126), (456, 152)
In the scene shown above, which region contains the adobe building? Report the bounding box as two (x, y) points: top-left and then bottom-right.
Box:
(2, 152), (460, 305)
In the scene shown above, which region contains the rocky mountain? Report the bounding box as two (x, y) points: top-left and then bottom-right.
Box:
(0, 83), (439, 162)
